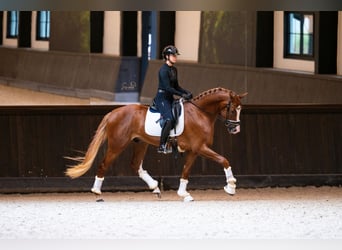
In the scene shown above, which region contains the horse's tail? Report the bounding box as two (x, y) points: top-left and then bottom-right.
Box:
(65, 112), (110, 179)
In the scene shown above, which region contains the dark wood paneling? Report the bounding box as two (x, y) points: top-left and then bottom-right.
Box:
(0, 106), (110, 177)
(0, 105), (341, 193)
(233, 106), (342, 175)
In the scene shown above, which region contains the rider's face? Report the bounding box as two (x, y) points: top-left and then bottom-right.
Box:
(168, 54), (177, 64)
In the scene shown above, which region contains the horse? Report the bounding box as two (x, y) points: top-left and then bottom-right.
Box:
(65, 87), (247, 201)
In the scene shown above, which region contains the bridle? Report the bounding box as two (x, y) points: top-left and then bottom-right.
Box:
(188, 96), (241, 133)
(224, 100), (241, 132)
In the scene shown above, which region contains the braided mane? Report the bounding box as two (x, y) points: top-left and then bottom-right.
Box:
(193, 87), (230, 101)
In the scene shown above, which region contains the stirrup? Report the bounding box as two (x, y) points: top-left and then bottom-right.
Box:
(157, 144), (172, 154)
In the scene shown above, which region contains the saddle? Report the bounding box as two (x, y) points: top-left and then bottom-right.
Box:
(145, 99), (185, 137)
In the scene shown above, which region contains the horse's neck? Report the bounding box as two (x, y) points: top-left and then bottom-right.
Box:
(194, 94), (228, 115)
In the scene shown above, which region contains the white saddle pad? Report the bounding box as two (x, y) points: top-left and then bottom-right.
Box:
(144, 101), (185, 137)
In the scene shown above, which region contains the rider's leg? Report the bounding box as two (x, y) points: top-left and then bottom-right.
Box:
(158, 119), (172, 153)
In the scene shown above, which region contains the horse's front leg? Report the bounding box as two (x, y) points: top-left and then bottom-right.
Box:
(138, 162), (160, 195)
(177, 152), (198, 202)
(199, 145), (237, 195)
(223, 166), (237, 195)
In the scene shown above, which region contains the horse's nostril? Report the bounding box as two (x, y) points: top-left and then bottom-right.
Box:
(228, 125), (240, 134)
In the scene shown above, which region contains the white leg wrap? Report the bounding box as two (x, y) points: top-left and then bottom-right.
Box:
(224, 166), (237, 183)
(91, 176), (104, 195)
(138, 166), (158, 190)
(177, 178), (193, 201)
(224, 166), (237, 195)
(177, 178), (189, 197)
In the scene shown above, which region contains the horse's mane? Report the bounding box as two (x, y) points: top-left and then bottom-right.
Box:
(193, 87), (230, 101)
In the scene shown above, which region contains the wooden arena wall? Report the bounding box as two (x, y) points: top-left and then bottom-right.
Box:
(0, 47), (141, 101)
(1, 48), (342, 105)
(141, 60), (342, 105)
(0, 105), (341, 193)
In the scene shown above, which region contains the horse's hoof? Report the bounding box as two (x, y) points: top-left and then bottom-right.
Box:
(149, 180), (159, 190)
(224, 184), (236, 195)
(152, 187), (161, 198)
(91, 187), (102, 195)
(183, 195), (194, 202)
(177, 190), (190, 197)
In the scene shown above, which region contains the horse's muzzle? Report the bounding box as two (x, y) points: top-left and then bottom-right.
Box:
(225, 120), (241, 134)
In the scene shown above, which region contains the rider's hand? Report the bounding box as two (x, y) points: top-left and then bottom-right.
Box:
(182, 93), (193, 100)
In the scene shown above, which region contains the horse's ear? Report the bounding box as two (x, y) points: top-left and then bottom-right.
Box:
(239, 92), (248, 99)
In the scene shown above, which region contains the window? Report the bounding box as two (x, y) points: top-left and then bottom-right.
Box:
(284, 12), (314, 59)
(6, 11), (19, 38)
(36, 11), (50, 40)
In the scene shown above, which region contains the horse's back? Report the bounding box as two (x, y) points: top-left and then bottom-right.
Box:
(106, 103), (148, 128)
(109, 103), (147, 115)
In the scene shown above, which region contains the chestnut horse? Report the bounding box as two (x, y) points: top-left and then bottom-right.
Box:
(65, 87), (247, 201)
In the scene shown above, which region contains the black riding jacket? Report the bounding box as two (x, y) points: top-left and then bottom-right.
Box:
(153, 63), (190, 122)
(158, 63), (189, 100)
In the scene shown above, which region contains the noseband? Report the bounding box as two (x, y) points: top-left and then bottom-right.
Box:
(224, 101), (240, 132)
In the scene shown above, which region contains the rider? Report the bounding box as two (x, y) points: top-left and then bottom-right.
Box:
(153, 45), (193, 154)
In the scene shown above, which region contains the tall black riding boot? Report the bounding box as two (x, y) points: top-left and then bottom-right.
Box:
(158, 120), (172, 154)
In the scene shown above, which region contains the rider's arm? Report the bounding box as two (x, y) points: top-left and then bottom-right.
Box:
(159, 67), (184, 96)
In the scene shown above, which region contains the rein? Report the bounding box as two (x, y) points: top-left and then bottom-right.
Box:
(188, 100), (218, 118)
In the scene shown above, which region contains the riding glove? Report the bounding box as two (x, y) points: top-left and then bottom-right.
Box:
(182, 93), (193, 100)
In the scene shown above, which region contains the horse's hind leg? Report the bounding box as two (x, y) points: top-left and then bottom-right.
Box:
(91, 148), (120, 195)
(92, 135), (131, 194)
(177, 151), (198, 202)
(131, 140), (160, 195)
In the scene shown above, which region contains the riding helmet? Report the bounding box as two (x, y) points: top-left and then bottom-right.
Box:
(162, 45), (180, 60)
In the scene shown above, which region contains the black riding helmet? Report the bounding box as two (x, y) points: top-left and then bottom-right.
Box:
(162, 45), (180, 60)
